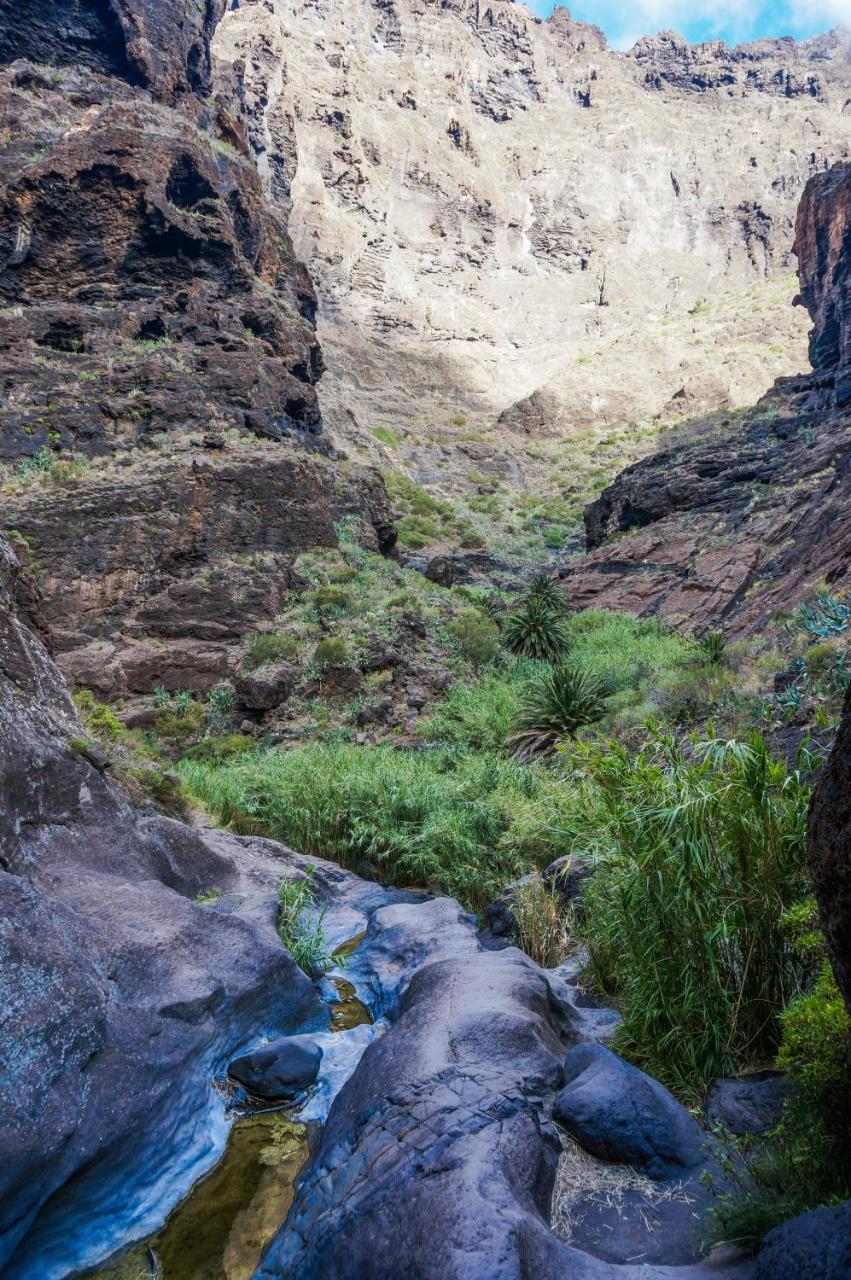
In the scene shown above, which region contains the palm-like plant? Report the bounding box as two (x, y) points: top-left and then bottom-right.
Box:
(503, 596), (570, 661)
(507, 664), (607, 760)
(525, 573), (568, 615)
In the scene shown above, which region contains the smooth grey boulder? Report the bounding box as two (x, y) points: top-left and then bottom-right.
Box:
(754, 1200), (851, 1279)
(229, 1035), (323, 1100)
(553, 1043), (705, 1179)
(705, 1072), (795, 1137)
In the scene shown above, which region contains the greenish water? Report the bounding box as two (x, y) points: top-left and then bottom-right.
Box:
(88, 1115), (309, 1280)
(89, 940), (372, 1280)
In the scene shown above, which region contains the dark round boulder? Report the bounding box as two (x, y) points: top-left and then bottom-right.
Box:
(553, 1043), (704, 1180)
(228, 1034), (323, 1101)
(705, 1071), (795, 1137)
(754, 1199), (851, 1280)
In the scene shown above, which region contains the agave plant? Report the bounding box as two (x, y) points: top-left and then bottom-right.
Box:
(698, 631), (727, 665)
(503, 596), (570, 661)
(507, 664), (607, 760)
(524, 573), (568, 615)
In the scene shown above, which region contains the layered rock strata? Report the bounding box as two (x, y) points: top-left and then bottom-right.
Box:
(214, 1), (851, 478)
(0, 0), (395, 698)
(561, 163), (851, 634)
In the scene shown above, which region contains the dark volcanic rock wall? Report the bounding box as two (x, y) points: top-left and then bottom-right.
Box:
(795, 161), (851, 406)
(0, 527), (324, 1275)
(808, 684), (851, 1013)
(0, 7), (324, 456)
(0, 0), (395, 699)
(561, 161), (851, 635)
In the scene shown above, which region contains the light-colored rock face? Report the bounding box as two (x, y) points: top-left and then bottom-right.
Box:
(214, 2), (851, 486)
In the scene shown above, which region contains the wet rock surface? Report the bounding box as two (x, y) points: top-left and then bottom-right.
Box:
(229, 1036), (323, 1102)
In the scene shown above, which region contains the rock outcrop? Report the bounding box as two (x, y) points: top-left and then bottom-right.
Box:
(0, 527), (327, 1276)
(807, 684), (851, 1013)
(0, 0), (323, 455)
(0, 0), (395, 700)
(561, 162), (851, 634)
(214, 0), (850, 483)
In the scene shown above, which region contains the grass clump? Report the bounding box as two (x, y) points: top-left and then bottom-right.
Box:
(578, 732), (811, 1095)
(314, 637), (349, 668)
(446, 607), (500, 668)
(513, 879), (576, 968)
(181, 743), (579, 910)
(244, 632), (299, 672)
(508, 665), (607, 761)
(277, 868), (334, 974)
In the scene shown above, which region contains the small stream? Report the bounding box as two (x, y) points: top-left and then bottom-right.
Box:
(87, 949), (373, 1280)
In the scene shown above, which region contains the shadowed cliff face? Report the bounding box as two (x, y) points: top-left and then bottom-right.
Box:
(794, 162), (851, 407)
(559, 161), (851, 636)
(0, 0), (324, 458)
(808, 684), (851, 1014)
(0, 0), (395, 698)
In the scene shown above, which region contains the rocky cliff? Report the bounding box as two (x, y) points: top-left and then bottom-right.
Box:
(214, 0), (851, 486)
(0, 0), (395, 698)
(560, 161), (851, 634)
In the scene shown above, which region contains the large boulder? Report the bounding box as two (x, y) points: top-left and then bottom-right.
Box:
(228, 1035), (323, 1101)
(235, 662), (299, 711)
(705, 1072), (795, 1137)
(807, 683), (851, 1012)
(553, 1043), (705, 1179)
(754, 1199), (851, 1280)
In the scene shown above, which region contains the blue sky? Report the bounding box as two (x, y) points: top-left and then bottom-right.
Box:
(526, 1), (851, 49)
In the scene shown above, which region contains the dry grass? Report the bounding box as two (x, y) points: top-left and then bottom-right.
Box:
(512, 880), (577, 969)
(550, 1130), (694, 1242)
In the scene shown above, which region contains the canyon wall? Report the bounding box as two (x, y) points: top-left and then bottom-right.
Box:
(215, 1), (851, 482)
(561, 162), (851, 633)
(0, 0), (395, 697)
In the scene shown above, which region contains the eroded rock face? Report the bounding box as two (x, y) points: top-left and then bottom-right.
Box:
(0, 49), (322, 456)
(794, 161), (851, 405)
(561, 160), (851, 634)
(2, 443), (394, 694)
(807, 685), (851, 1013)
(214, 0), (850, 479)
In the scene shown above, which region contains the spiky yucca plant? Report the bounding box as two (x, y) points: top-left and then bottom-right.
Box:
(503, 596), (570, 661)
(525, 573), (568, 615)
(507, 664), (606, 760)
(698, 631), (727, 665)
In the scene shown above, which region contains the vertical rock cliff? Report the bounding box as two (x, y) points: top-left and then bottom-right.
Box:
(0, 0), (395, 700)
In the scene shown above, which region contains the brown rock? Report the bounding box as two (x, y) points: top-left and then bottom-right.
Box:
(235, 663), (298, 712)
(320, 664), (364, 700)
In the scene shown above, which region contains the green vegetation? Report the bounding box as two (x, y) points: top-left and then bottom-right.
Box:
(578, 733), (811, 1095)
(508, 665), (607, 760)
(244, 632), (299, 671)
(503, 596), (570, 661)
(712, 907), (851, 1247)
(277, 869), (334, 974)
(512, 879), (575, 968)
(182, 744), (577, 910)
(446, 607), (500, 667)
(73, 689), (191, 819)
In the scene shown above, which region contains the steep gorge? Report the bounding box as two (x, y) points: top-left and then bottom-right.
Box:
(215, 0), (851, 489)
